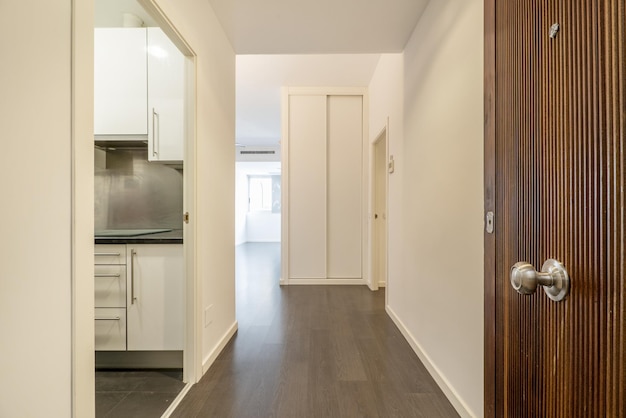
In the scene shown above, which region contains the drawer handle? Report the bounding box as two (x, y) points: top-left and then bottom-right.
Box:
(95, 316), (121, 321)
(95, 252), (121, 257)
(95, 273), (121, 278)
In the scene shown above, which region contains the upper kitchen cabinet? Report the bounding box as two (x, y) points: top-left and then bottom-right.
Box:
(147, 27), (185, 163)
(94, 28), (148, 136)
(94, 27), (185, 163)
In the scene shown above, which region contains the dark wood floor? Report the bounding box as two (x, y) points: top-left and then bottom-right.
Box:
(173, 243), (459, 417)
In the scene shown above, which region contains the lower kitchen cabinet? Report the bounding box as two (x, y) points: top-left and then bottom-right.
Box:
(94, 243), (183, 352)
(126, 244), (184, 351)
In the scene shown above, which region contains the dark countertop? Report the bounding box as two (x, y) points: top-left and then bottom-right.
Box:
(95, 229), (183, 244)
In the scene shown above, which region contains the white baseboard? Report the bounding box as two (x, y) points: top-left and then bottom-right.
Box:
(385, 306), (474, 418)
(160, 382), (192, 418)
(160, 322), (238, 417)
(284, 278), (366, 285)
(202, 321), (238, 375)
(378, 281), (386, 288)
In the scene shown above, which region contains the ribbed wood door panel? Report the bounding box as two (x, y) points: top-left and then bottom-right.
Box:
(495, 1), (625, 416)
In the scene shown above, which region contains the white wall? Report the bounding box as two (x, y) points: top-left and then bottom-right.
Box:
(372, 1), (485, 417)
(153, 0), (237, 371)
(368, 54), (404, 293)
(0, 1), (235, 416)
(0, 1), (75, 416)
(246, 211), (281, 242)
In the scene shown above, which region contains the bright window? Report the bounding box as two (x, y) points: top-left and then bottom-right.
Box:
(248, 175), (281, 213)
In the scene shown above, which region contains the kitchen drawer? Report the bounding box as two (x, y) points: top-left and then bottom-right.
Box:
(95, 244), (126, 265)
(95, 265), (126, 308)
(95, 308), (127, 351)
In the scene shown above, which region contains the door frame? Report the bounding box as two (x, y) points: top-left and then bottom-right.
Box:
(71, 2), (202, 415)
(138, 0), (201, 385)
(483, 0), (497, 417)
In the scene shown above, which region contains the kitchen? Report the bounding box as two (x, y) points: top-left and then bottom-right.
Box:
(93, 2), (189, 415)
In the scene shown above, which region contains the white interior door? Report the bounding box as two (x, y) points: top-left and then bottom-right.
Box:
(326, 95), (363, 279)
(374, 135), (387, 287)
(288, 94), (327, 279)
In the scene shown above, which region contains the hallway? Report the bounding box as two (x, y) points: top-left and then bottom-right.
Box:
(172, 243), (459, 417)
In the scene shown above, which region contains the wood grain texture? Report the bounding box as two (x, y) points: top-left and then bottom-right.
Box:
(492, 0), (626, 416)
(484, 0), (497, 416)
(172, 243), (459, 418)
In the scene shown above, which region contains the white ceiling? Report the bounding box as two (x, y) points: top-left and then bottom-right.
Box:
(236, 54), (383, 146)
(223, 0), (430, 146)
(207, 0), (430, 54)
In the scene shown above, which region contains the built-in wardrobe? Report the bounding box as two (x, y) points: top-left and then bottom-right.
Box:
(282, 88), (367, 283)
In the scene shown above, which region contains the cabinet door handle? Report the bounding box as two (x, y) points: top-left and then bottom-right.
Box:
(130, 249), (137, 304)
(152, 108), (160, 157)
(95, 316), (121, 321)
(95, 273), (121, 278)
(95, 252), (120, 257)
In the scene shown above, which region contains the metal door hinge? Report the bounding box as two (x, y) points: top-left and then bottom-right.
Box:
(184, 212), (190, 224)
(486, 211), (494, 234)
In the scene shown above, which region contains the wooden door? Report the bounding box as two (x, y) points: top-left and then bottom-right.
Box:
(485, 1), (626, 416)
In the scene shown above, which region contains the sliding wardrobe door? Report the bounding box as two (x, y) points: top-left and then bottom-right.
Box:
(288, 94), (327, 279)
(326, 95), (363, 279)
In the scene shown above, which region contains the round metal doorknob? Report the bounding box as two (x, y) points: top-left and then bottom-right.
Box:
(510, 259), (570, 302)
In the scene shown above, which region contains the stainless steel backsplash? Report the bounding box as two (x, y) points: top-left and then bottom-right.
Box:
(95, 146), (183, 230)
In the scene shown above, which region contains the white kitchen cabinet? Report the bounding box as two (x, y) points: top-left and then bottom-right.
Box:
(94, 28), (147, 136)
(94, 243), (183, 353)
(147, 28), (185, 162)
(94, 27), (185, 163)
(126, 244), (184, 351)
(94, 244), (127, 351)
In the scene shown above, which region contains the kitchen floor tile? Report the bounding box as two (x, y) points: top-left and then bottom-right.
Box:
(102, 391), (180, 418)
(95, 369), (184, 418)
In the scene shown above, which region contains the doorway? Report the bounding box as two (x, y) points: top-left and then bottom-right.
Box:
(235, 160), (282, 247)
(93, 0), (197, 416)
